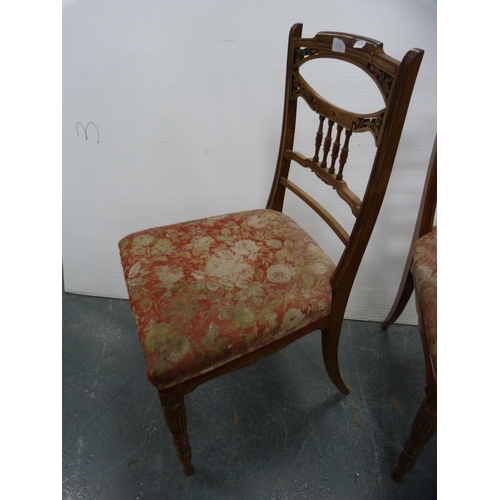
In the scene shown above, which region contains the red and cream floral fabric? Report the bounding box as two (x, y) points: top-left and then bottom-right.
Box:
(119, 209), (336, 389)
(413, 226), (437, 371)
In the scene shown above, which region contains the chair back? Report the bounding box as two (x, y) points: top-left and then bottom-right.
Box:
(267, 23), (424, 307)
(413, 136), (437, 243)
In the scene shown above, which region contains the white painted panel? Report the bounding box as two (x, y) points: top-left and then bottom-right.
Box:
(63, 0), (436, 324)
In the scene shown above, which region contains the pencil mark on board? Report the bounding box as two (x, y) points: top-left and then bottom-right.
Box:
(76, 122), (100, 143)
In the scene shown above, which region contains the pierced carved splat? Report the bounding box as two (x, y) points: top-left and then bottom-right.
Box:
(291, 75), (317, 109)
(308, 114), (351, 184)
(309, 116), (352, 180)
(321, 120), (334, 168)
(337, 129), (352, 181)
(291, 72), (384, 143)
(329, 124), (343, 174)
(295, 47), (320, 62)
(313, 115), (325, 162)
(368, 64), (393, 98)
(354, 115), (384, 141)
(288, 64), (389, 216)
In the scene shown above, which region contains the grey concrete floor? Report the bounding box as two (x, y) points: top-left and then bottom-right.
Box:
(62, 287), (436, 499)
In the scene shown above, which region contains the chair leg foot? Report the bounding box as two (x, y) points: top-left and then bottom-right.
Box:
(158, 389), (194, 475)
(393, 385), (436, 482)
(322, 327), (349, 395)
(381, 271), (414, 329)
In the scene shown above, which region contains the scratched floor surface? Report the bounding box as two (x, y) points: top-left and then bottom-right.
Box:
(62, 287), (436, 500)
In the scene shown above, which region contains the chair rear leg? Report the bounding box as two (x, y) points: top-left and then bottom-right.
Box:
(381, 271), (414, 329)
(158, 389), (194, 476)
(393, 384), (436, 482)
(322, 319), (349, 395)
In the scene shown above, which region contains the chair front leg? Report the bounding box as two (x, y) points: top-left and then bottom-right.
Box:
(158, 388), (194, 476)
(393, 383), (436, 482)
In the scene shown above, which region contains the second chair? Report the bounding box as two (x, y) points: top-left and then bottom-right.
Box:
(382, 136), (437, 482)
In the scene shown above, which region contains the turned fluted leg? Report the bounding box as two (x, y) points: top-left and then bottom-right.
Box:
(393, 384), (436, 482)
(158, 389), (194, 475)
(321, 318), (349, 395)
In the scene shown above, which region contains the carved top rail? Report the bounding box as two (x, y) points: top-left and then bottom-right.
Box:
(293, 32), (399, 103)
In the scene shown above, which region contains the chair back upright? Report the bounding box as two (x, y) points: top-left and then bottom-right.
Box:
(267, 23), (424, 311)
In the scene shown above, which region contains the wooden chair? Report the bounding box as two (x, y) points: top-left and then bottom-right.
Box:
(118, 23), (424, 475)
(382, 136), (437, 482)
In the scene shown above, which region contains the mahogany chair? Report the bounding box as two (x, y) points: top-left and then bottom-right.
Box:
(382, 136), (437, 482)
(119, 23), (424, 475)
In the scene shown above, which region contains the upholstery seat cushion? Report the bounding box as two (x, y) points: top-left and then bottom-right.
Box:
(412, 226), (437, 370)
(119, 209), (336, 389)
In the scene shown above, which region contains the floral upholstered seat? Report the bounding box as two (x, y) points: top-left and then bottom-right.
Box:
(412, 226), (437, 370)
(119, 209), (336, 390)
